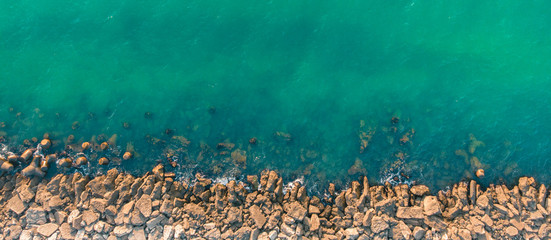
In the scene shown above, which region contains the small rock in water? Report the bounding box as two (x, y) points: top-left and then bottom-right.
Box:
(123, 152), (133, 160)
(40, 139), (51, 150)
(476, 169), (485, 178)
(81, 142), (91, 151)
(99, 157), (109, 165)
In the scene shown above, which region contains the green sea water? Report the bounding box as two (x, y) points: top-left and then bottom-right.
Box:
(1, 0), (551, 190)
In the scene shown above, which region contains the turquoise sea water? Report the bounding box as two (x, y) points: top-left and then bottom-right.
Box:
(1, 1), (551, 190)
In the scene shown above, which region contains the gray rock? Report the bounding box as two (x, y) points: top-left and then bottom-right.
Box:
(26, 207), (47, 225)
(412, 226), (426, 240)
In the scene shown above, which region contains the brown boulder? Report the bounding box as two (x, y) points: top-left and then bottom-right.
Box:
(37, 223), (58, 237)
(423, 196), (441, 216)
(396, 206), (423, 220)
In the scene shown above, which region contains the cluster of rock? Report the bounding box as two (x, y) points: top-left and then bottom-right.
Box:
(1, 165), (550, 240)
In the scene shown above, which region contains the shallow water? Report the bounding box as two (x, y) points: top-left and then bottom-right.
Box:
(1, 0), (551, 191)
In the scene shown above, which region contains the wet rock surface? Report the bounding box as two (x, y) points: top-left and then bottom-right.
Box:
(0, 168), (550, 240)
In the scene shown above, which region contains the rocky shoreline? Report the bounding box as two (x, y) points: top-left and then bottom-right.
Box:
(1, 165), (551, 240)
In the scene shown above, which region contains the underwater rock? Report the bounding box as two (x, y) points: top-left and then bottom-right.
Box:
(348, 158), (366, 175)
(359, 120), (375, 153)
(468, 134), (485, 154)
(71, 121), (80, 130)
(231, 149), (247, 167)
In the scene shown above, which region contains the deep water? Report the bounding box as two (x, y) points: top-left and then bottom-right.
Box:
(1, 0), (551, 191)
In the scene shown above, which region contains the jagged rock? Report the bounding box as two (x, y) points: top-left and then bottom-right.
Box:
(391, 221), (412, 240)
(371, 216), (389, 234)
(8, 194), (26, 215)
(37, 223), (59, 237)
(136, 194), (152, 218)
(396, 206), (423, 219)
(82, 210), (99, 226)
(20, 229), (33, 240)
(130, 228), (146, 240)
(205, 228), (221, 240)
(226, 206), (243, 224)
(113, 225), (132, 237)
(25, 206), (47, 225)
(18, 186), (35, 203)
(310, 214), (320, 231)
(412, 226), (426, 240)
(287, 201), (307, 221)
(163, 225), (174, 240)
(423, 196), (441, 216)
(362, 209), (375, 227)
(457, 229), (472, 240)
(250, 205), (267, 228)
(345, 228), (360, 239)
(90, 198), (108, 214)
(265, 171), (279, 192)
(60, 223), (76, 240)
(234, 227), (252, 240)
(374, 198), (395, 216)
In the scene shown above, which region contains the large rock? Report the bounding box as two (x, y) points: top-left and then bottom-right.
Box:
(374, 199), (396, 216)
(81, 210), (99, 226)
(136, 194), (152, 218)
(8, 194), (26, 215)
(371, 216), (389, 234)
(37, 223), (59, 237)
(396, 206), (423, 219)
(410, 185), (430, 196)
(250, 205), (266, 228)
(344, 228), (360, 239)
(114, 225), (132, 237)
(287, 202), (307, 221)
(391, 221), (412, 240)
(205, 228), (221, 240)
(26, 207), (47, 225)
(310, 214), (320, 231)
(234, 227), (252, 240)
(423, 196), (441, 216)
(59, 223), (75, 240)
